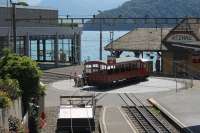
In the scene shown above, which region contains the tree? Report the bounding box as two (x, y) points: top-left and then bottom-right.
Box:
(17, 2), (29, 6)
(0, 49), (45, 113)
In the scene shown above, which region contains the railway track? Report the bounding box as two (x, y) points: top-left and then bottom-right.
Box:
(41, 72), (71, 84)
(118, 93), (178, 133)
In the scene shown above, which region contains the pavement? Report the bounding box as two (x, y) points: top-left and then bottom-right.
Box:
(149, 85), (200, 133)
(51, 77), (184, 94)
(102, 107), (136, 133)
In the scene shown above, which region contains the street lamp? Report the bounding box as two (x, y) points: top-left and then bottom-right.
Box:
(10, 0), (24, 53)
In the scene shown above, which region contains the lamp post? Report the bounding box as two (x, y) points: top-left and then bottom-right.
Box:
(10, 0), (23, 54)
(12, 3), (17, 53)
(9, 0), (17, 53)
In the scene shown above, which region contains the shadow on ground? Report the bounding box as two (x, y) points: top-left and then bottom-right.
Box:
(81, 79), (149, 92)
(182, 125), (200, 133)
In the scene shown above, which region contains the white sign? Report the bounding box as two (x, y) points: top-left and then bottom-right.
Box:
(167, 34), (196, 43)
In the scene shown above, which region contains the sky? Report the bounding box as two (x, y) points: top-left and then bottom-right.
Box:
(10, 0), (130, 16)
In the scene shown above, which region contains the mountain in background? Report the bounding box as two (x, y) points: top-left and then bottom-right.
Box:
(84, 0), (200, 30)
(97, 0), (200, 18)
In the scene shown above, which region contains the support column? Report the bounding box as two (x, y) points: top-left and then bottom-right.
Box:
(74, 34), (77, 64)
(76, 34), (81, 64)
(71, 36), (75, 64)
(43, 40), (46, 61)
(8, 32), (11, 49)
(54, 33), (59, 67)
(25, 33), (30, 57)
(37, 40), (40, 61)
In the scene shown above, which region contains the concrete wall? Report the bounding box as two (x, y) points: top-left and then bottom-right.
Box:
(0, 6), (58, 27)
(0, 98), (22, 132)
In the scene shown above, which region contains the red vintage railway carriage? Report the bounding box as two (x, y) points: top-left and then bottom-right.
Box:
(75, 57), (152, 87)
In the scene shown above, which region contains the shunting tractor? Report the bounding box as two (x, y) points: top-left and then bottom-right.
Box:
(74, 57), (153, 87)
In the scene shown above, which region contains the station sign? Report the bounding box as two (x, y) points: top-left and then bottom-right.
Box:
(167, 34), (196, 43)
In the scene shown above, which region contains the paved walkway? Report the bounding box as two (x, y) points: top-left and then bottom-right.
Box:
(102, 107), (136, 133)
(44, 65), (83, 75)
(151, 82), (200, 133)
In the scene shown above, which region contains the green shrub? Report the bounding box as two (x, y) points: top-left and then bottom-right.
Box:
(0, 78), (21, 100)
(0, 49), (43, 111)
(0, 92), (12, 108)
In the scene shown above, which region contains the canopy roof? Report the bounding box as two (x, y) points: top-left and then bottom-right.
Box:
(105, 28), (171, 52)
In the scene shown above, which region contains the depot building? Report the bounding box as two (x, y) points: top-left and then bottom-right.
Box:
(162, 19), (200, 76)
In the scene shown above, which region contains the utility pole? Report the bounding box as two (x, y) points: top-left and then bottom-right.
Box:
(99, 19), (102, 60)
(110, 31), (114, 56)
(98, 10), (103, 60)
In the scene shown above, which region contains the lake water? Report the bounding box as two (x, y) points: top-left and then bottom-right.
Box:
(81, 31), (129, 61)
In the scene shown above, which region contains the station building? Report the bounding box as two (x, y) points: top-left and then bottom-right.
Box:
(163, 19), (200, 76)
(0, 5), (82, 66)
(105, 18), (200, 77)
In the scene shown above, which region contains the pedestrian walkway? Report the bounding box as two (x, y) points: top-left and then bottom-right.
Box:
(102, 106), (136, 133)
(149, 85), (200, 133)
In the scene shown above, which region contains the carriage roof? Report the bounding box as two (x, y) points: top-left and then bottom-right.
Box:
(84, 57), (143, 65)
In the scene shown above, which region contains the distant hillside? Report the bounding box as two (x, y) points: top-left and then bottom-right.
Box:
(98, 0), (200, 18)
(84, 0), (200, 30)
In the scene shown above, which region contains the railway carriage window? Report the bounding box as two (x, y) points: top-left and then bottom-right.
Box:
(136, 62), (139, 69)
(85, 65), (92, 73)
(115, 66), (119, 73)
(144, 64), (147, 69)
(129, 63), (131, 71)
(112, 65), (115, 72)
(141, 63), (144, 69)
(126, 64), (128, 71)
(122, 64), (125, 72)
(100, 65), (106, 71)
(121, 64), (123, 72)
(133, 63), (136, 69)
(86, 65), (91, 68)
(93, 64), (98, 68)
(107, 66), (111, 74)
(122, 64), (124, 71)
(128, 64), (130, 71)
(110, 65), (113, 73)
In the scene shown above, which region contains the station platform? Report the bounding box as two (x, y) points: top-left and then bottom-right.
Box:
(101, 107), (136, 133)
(149, 83), (200, 133)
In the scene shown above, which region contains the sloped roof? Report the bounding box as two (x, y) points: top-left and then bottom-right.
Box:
(164, 18), (200, 41)
(105, 28), (171, 51)
(163, 18), (200, 50)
